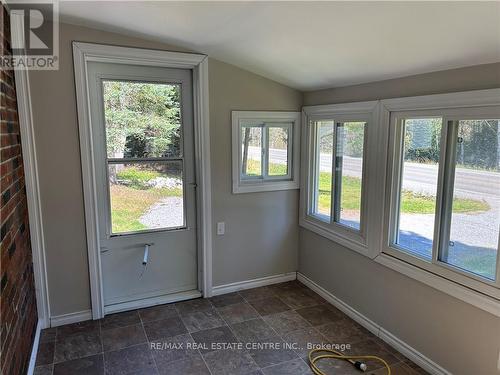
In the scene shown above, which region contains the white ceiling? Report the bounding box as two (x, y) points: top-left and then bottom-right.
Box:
(58, 1), (500, 91)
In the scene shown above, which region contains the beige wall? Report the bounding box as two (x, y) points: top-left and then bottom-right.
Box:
(300, 65), (500, 374)
(28, 22), (301, 316)
(209, 61), (301, 286)
(28, 18), (499, 374)
(304, 62), (500, 105)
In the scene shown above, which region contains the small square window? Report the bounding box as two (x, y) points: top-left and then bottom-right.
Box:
(232, 112), (300, 193)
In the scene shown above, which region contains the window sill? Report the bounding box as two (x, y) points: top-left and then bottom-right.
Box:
(299, 216), (373, 258)
(232, 180), (299, 194)
(374, 253), (500, 317)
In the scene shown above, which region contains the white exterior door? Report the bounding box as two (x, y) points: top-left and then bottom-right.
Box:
(87, 61), (199, 314)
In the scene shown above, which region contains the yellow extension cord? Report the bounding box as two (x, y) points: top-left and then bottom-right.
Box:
(308, 348), (392, 375)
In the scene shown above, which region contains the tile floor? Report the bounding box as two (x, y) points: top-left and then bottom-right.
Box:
(34, 280), (428, 375)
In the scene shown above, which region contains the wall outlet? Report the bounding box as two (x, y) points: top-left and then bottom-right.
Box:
(217, 222), (225, 235)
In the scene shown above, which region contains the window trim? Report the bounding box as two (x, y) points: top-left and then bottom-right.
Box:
(300, 101), (379, 257)
(379, 90), (500, 303)
(299, 89), (500, 316)
(232, 111), (300, 194)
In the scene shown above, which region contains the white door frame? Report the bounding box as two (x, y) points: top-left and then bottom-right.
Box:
(9, 11), (51, 328)
(72, 42), (213, 319)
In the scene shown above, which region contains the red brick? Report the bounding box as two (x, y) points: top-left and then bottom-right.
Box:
(0, 5), (37, 375)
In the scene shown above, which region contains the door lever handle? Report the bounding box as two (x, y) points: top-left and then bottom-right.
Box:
(143, 244), (150, 265)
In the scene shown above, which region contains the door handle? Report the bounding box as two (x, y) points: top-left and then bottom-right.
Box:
(143, 243), (153, 265)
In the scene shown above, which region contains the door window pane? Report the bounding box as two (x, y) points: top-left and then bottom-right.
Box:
(103, 81), (181, 158)
(108, 162), (184, 234)
(441, 119), (499, 280)
(268, 126), (289, 177)
(395, 118), (442, 259)
(313, 121), (334, 219)
(334, 122), (365, 230)
(241, 126), (262, 178)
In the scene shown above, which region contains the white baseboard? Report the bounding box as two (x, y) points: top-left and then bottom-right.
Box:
(297, 272), (450, 375)
(27, 320), (42, 375)
(105, 289), (202, 315)
(212, 272), (297, 296)
(50, 309), (92, 327)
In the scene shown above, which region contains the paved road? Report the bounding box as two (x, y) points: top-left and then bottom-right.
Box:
(249, 147), (499, 277)
(249, 147), (499, 200)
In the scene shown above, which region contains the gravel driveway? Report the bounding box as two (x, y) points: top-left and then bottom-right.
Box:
(398, 196), (499, 279)
(139, 197), (184, 229)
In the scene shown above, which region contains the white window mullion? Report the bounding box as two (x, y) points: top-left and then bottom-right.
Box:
(311, 121), (320, 215)
(332, 122), (343, 224)
(286, 123), (293, 180)
(391, 117), (406, 247)
(329, 122), (337, 225)
(262, 124), (269, 180)
(435, 118), (457, 265)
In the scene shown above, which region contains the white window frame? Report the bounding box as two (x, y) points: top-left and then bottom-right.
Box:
(299, 90), (500, 317)
(382, 98), (500, 299)
(380, 95), (500, 302)
(232, 111), (300, 193)
(300, 101), (380, 257)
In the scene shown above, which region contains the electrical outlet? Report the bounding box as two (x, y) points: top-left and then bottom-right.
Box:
(217, 222), (225, 235)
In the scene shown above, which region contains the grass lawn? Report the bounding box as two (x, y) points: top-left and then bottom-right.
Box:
(111, 161), (489, 233)
(316, 170), (488, 215)
(110, 167), (182, 233)
(245, 159), (288, 176)
(245, 158), (489, 215)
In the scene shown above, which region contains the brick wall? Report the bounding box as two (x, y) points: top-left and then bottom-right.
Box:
(0, 5), (39, 375)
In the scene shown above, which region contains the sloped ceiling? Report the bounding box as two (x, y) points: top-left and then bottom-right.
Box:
(58, 1), (500, 90)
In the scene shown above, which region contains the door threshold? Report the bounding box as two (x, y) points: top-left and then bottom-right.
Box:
(104, 289), (202, 315)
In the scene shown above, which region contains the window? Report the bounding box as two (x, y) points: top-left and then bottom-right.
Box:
(309, 120), (366, 230)
(311, 120), (334, 219)
(393, 117), (443, 259)
(232, 111), (300, 193)
(300, 91), (500, 314)
(103, 80), (186, 234)
(300, 101), (378, 255)
(439, 119), (499, 281)
(383, 94), (500, 306)
(334, 121), (366, 230)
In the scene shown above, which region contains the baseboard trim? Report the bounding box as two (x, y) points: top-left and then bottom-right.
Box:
(212, 272), (297, 296)
(50, 309), (93, 327)
(297, 272), (450, 375)
(27, 320), (42, 375)
(105, 290), (202, 315)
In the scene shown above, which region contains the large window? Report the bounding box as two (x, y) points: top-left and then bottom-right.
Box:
(382, 96), (500, 307)
(300, 92), (500, 315)
(232, 111), (300, 193)
(301, 101), (377, 255)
